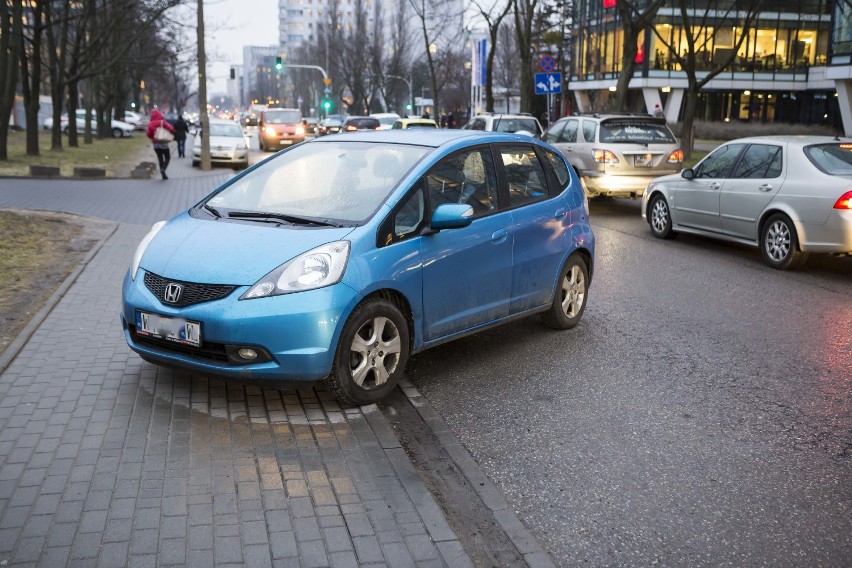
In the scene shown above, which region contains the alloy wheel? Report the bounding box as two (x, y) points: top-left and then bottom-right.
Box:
(348, 316), (401, 389)
(765, 220), (791, 262)
(651, 199), (670, 233)
(560, 265), (586, 318)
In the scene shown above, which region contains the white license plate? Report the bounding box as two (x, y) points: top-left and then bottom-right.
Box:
(135, 311), (201, 347)
(279, 140), (293, 145)
(212, 153), (230, 159)
(634, 155), (653, 167)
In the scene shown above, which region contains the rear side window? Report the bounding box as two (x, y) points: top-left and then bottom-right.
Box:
(804, 144), (852, 175)
(733, 144), (782, 179)
(599, 120), (676, 143)
(541, 149), (570, 188)
(559, 119), (579, 143)
(582, 120), (597, 143)
(499, 145), (549, 207)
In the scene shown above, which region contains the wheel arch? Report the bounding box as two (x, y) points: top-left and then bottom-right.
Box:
(358, 288), (415, 354)
(757, 208), (804, 250)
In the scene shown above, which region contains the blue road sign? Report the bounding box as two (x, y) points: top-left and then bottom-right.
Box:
(534, 72), (562, 95)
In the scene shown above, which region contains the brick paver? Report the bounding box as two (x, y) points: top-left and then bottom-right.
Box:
(0, 157), (474, 566)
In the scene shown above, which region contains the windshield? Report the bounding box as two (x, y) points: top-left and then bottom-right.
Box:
(804, 143), (852, 175)
(375, 116), (399, 126)
(208, 123), (244, 137)
(265, 110), (301, 124)
(599, 121), (676, 143)
(494, 118), (540, 134)
(205, 141), (430, 223)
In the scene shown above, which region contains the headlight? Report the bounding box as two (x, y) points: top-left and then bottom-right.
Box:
(240, 241), (350, 299)
(236, 142), (248, 150)
(130, 221), (167, 280)
(295, 126), (305, 135)
(265, 126), (277, 136)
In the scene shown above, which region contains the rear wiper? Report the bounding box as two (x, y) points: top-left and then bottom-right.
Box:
(226, 211), (342, 227)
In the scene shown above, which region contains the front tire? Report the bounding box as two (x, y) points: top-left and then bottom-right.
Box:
(326, 299), (410, 405)
(648, 194), (676, 239)
(760, 213), (808, 270)
(111, 127), (122, 138)
(541, 253), (589, 330)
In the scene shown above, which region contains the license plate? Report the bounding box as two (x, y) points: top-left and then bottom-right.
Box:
(212, 153), (229, 159)
(135, 311), (201, 347)
(634, 154), (653, 167)
(279, 140), (293, 145)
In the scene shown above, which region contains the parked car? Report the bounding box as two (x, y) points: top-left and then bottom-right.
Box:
(317, 115), (346, 136)
(342, 116), (381, 132)
(391, 117), (439, 129)
(462, 113), (544, 138)
(122, 130), (595, 405)
(642, 135), (852, 269)
(544, 113), (683, 198)
(259, 108), (304, 151)
(122, 110), (148, 130)
(192, 118), (250, 169)
(43, 110), (135, 137)
(370, 112), (401, 130)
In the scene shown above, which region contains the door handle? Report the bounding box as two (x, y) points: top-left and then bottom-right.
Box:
(554, 208), (568, 219)
(758, 184), (773, 192)
(491, 228), (509, 244)
(709, 182), (721, 190)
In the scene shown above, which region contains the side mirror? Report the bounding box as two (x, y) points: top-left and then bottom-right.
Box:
(428, 203), (474, 231)
(682, 168), (695, 180)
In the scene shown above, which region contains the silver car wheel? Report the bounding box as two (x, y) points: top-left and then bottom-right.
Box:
(651, 198), (670, 233)
(765, 219), (792, 262)
(560, 265), (586, 318)
(349, 316), (401, 388)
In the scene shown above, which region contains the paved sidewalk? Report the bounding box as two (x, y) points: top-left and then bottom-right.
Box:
(0, 158), (476, 567)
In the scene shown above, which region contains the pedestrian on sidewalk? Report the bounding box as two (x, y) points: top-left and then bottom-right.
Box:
(173, 114), (189, 158)
(146, 109), (175, 180)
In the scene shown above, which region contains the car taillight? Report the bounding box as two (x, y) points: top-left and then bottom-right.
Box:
(834, 190), (852, 209)
(667, 149), (684, 163)
(593, 149), (619, 164)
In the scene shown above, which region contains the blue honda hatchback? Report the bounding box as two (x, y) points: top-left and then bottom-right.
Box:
(121, 130), (595, 404)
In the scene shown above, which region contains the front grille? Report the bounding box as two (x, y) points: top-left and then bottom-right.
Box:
(144, 271), (237, 308)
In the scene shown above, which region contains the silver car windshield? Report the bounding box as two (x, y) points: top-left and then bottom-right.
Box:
(206, 141), (430, 223)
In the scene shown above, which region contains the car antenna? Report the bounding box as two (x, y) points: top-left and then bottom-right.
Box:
(494, 115), (502, 132)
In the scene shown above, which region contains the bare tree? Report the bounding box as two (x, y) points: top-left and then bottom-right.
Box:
(495, 19), (520, 113)
(406, 0), (463, 116)
(512, 0), (540, 113)
(653, 0), (764, 157)
(471, 0), (513, 112)
(18, 0), (46, 156)
(0, 0), (24, 160)
(613, 0), (665, 112)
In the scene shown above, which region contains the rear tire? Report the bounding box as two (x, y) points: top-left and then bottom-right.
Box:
(325, 299), (409, 405)
(760, 213), (808, 270)
(541, 253), (589, 330)
(111, 127), (122, 138)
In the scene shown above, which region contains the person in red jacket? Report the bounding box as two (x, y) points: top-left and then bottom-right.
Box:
(146, 109), (176, 180)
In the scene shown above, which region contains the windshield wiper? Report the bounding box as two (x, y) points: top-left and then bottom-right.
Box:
(203, 204), (222, 218)
(226, 211), (342, 227)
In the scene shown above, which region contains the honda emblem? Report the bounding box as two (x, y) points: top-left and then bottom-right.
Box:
(163, 283), (183, 304)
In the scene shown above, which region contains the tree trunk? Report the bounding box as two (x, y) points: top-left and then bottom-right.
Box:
(0, 0), (23, 161)
(681, 83), (699, 159)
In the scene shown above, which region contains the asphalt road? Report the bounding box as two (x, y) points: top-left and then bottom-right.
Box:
(403, 197), (852, 566)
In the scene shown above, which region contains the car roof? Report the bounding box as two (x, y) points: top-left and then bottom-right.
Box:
(309, 129), (543, 148)
(712, 135), (852, 148)
(397, 118), (437, 124)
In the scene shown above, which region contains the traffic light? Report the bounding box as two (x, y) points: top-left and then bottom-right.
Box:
(322, 99), (332, 111)
(275, 57), (282, 70)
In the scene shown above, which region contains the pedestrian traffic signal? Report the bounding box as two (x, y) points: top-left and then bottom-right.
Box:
(275, 57), (283, 70)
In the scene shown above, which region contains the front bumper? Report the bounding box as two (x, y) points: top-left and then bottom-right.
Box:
(192, 148), (249, 164)
(121, 269), (361, 383)
(260, 134), (305, 148)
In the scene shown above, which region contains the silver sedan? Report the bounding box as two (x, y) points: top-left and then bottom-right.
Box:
(641, 136), (852, 269)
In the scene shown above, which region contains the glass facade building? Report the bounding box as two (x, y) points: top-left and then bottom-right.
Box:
(569, 0), (846, 127)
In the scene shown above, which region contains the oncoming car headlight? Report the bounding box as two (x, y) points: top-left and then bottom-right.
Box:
(241, 241), (350, 299)
(130, 220), (167, 280)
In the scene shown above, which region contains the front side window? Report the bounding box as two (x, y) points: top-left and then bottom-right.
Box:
(206, 141), (430, 223)
(733, 144), (782, 178)
(426, 148), (498, 216)
(694, 143), (746, 179)
(542, 120), (565, 144)
(499, 145), (549, 207)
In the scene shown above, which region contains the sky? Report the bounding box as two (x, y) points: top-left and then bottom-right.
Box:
(203, 0), (280, 94)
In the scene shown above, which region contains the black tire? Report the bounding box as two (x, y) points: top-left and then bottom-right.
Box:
(258, 139), (265, 152)
(111, 127), (122, 138)
(541, 253), (589, 330)
(648, 194), (676, 239)
(325, 299), (409, 405)
(760, 213), (808, 270)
